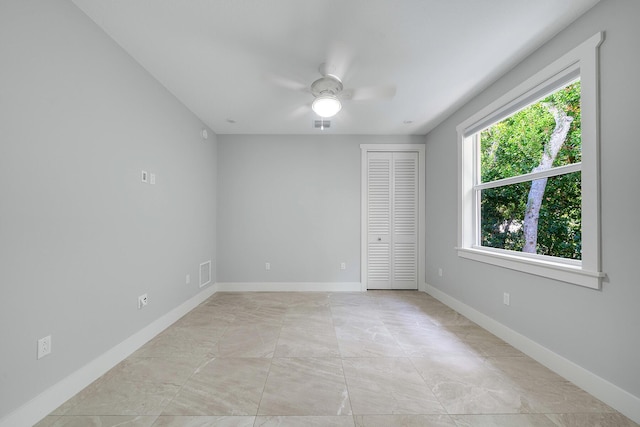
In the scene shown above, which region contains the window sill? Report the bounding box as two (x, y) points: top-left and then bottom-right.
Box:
(456, 247), (604, 289)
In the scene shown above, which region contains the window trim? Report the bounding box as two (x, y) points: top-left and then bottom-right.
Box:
(456, 32), (604, 289)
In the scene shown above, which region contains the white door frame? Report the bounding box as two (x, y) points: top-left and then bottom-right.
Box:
(360, 144), (426, 292)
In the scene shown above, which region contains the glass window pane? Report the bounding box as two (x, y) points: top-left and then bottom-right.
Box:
(480, 172), (581, 259)
(480, 81), (581, 183)
(480, 182), (528, 252)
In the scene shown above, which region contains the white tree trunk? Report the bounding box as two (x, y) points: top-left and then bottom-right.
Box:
(522, 105), (573, 253)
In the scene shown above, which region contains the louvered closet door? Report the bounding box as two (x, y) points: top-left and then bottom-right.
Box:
(366, 151), (418, 289)
(367, 153), (392, 289)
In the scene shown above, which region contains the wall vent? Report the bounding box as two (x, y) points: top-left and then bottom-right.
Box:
(313, 120), (331, 129)
(199, 260), (212, 288)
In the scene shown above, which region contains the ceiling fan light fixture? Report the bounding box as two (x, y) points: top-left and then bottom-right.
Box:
(312, 94), (342, 118)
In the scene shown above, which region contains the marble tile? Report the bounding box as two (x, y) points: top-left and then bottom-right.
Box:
(342, 358), (446, 415)
(335, 324), (405, 357)
(58, 356), (196, 416)
(131, 325), (224, 358)
(242, 292), (330, 310)
(484, 356), (566, 383)
(40, 291), (632, 426)
(451, 414), (558, 427)
(234, 306), (286, 325)
(49, 415), (157, 427)
(49, 374), (109, 415)
(175, 307), (237, 326)
(64, 380), (182, 416)
(353, 414), (456, 427)
(391, 326), (476, 357)
(518, 379), (616, 414)
(266, 292), (331, 308)
(104, 356), (203, 385)
(33, 416), (61, 427)
(327, 292), (377, 307)
(161, 358), (271, 416)
(283, 306), (334, 325)
(243, 292), (301, 308)
(377, 309), (439, 330)
(546, 412), (640, 426)
(254, 416), (355, 426)
(210, 323), (280, 358)
(420, 307), (475, 326)
(389, 291), (443, 306)
(447, 325), (524, 357)
(258, 358), (351, 416)
(203, 294), (261, 313)
(175, 320), (234, 339)
(381, 316), (441, 334)
(151, 415), (256, 426)
(411, 354), (535, 414)
(411, 352), (505, 386)
(330, 306), (383, 328)
(373, 297), (438, 313)
(274, 324), (340, 357)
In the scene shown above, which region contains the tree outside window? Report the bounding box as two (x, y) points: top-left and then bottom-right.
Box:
(477, 81), (582, 260)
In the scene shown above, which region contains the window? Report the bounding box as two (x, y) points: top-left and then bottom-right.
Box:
(456, 33), (604, 289)
(479, 79), (581, 259)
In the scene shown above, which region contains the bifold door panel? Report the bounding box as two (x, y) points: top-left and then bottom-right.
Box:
(366, 151), (418, 289)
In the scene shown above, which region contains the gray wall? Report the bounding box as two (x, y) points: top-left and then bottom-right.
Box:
(3, 0), (638, 420)
(425, 0), (640, 399)
(216, 135), (423, 284)
(0, 0), (217, 418)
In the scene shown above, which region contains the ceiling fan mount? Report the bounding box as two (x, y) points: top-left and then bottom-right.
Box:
(310, 74), (343, 98)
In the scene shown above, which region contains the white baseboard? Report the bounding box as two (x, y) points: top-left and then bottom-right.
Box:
(215, 282), (363, 292)
(424, 283), (640, 424)
(1, 285), (217, 427)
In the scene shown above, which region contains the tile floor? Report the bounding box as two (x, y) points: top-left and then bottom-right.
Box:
(36, 291), (638, 427)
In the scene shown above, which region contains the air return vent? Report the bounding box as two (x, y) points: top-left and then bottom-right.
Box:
(313, 120), (331, 129)
(199, 260), (211, 288)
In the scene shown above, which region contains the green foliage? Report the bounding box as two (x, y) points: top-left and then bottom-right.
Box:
(479, 81), (582, 259)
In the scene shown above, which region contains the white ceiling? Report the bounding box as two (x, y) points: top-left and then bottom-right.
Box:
(71, 0), (599, 135)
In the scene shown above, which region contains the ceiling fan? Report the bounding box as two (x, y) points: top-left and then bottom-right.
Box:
(268, 61), (397, 119)
(309, 64), (397, 118)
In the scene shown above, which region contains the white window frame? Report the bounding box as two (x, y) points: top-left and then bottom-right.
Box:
(456, 32), (604, 289)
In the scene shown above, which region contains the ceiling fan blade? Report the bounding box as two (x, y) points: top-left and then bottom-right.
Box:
(343, 85), (397, 101)
(323, 41), (354, 80)
(289, 104), (311, 119)
(264, 72), (309, 93)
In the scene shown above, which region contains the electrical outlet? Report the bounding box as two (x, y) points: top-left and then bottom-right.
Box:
(438, 268), (443, 277)
(265, 262), (271, 271)
(503, 292), (510, 306)
(186, 274), (190, 285)
(340, 262), (346, 270)
(138, 293), (148, 309)
(141, 170), (148, 183)
(150, 173), (156, 185)
(37, 335), (51, 359)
